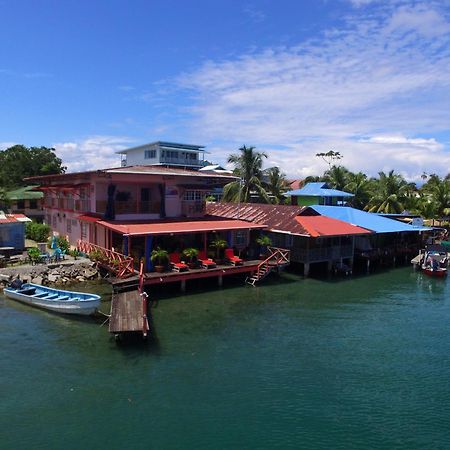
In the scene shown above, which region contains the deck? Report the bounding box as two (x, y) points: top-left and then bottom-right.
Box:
(109, 260), (262, 291)
(109, 290), (147, 334)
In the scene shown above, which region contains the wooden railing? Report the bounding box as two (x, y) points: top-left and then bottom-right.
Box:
(77, 240), (135, 278)
(247, 246), (290, 285)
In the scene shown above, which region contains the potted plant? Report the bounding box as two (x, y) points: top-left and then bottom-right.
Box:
(151, 247), (169, 272)
(210, 238), (227, 263)
(181, 248), (199, 269)
(256, 235), (272, 259)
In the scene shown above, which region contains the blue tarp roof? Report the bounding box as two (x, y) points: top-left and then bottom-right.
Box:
(308, 205), (431, 233)
(285, 182), (354, 198)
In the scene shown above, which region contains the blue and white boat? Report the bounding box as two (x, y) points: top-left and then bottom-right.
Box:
(4, 282), (101, 315)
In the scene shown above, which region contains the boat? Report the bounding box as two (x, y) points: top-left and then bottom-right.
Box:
(420, 245), (448, 278)
(3, 282), (101, 315)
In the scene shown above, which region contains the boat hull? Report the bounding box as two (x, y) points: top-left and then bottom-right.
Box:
(3, 283), (101, 315)
(422, 267), (447, 278)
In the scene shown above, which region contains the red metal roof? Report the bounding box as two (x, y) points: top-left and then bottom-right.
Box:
(78, 214), (102, 223)
(295, 216), (371, 237)
(97, 218), (266, 236)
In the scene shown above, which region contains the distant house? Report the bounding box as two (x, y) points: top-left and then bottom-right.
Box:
(0, 212), (32, 250)
(6, 186), (44, 221)
(285, 182), (354, 207)
(116, 141), (206, 170)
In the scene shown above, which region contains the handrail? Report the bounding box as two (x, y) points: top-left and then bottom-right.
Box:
(254, 246), (290, 282)
(77, 240), (135, 279)
(139, 259), (149, 338)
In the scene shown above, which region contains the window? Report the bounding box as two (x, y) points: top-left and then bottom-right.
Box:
(183, 191), (204, 201)
(66, 219), (72, 234)
(81, 223), (87, 239)
(53, 215), (57, 227)
(235, 231), (247, 247)
(144, 149), (156, 159)
(17, 200), (25, 209)
(29, 199), (38, 209)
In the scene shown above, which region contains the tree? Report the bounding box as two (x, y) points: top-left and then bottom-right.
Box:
(366, 170), (411, 214)
(264, 166), (289, 204)
(222, 145), (270, 203)
(0, 145), (66, 188)
(323, 165), (349, 191)
(315, 150), (343, 169)
(421, 176), (450, 218)
(344, 172), (373, 210)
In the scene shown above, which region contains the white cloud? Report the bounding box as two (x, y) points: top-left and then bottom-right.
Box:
(52, 136), (135, 172)
(176, 1), (450, 181)
(0, 142), (17, 150)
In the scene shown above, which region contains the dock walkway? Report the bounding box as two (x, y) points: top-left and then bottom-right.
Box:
(109, 290), (146, 334)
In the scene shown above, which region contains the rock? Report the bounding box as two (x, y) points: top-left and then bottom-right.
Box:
(76, 276), (86, 282)
(32, 276), (43, 285)
(47, 274), (58, 282)
(0, 274), (12, 282)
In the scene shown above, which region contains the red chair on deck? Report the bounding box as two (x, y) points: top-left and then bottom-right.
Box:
(198, 250), (216, 269)
(169, 253), (189, 272)
(225, 248), (243, 266)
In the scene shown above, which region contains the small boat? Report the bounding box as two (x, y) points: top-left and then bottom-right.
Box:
(420, 245), (448, 278)
(3, 282), (101, 315)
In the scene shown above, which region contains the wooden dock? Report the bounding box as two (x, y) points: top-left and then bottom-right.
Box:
(109, 290), (148, 336)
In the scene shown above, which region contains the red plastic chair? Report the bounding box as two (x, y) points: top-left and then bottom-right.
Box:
(198, 250), (216, 269)
(225, 248), (243, 265)
(169, 253), (189, 272)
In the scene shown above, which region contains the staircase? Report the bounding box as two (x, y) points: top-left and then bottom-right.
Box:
(246, 247), (290, 286)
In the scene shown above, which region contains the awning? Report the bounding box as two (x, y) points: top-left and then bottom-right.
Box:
(96, 219), (266, 236)
(295, 216), (372, 237)
(78, 214), (102, 223)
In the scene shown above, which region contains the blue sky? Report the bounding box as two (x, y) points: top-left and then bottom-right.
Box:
(1, 0), (450, 181)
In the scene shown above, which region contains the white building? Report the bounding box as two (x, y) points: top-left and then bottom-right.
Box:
(116, 141), (206, 169)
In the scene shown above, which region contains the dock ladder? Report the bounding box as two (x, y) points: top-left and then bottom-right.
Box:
(246, 247), (290, 286)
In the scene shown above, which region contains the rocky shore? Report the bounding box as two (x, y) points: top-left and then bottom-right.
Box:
(0, 260), (101, 289)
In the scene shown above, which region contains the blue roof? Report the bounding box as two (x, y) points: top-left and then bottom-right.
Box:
(308, 205), (431, 233)
(285, 182), (354, 198)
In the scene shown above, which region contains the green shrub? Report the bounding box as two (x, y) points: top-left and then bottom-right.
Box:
(56, 236), (70, 252)
(89, 250), (104, 262)
(26, 222), (51, 242)
(27, 247), (41, 263)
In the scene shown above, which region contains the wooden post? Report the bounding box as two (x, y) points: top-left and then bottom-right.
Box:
(181, 279), (186, 292)
(304, 262), (310, 277)
(218, 274), (223, 287)
(366, 258), (370, 273)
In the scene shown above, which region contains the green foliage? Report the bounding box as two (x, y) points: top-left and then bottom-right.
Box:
(264, 166), (289, 204)
(316, 150), (343, 168)
(256, 235), (272, 247)
(89, 250), (104, 262)
(55, 236), (70, 252)
(69, 249), (80, 259)
(210, 238), (227, 259)
(151, 247), (169, 265)
(223, 145), (271, 203)
(181, 247), (199, 262)
(0, 145), (66, 188)
(27, 247), (41, 263)
(26, 221), (51, 242)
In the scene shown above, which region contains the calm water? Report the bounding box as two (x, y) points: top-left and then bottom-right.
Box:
(1, 268), (450, 449)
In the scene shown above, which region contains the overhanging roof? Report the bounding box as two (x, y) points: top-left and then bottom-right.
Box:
(308, 205), (431, 233)
(295, 215), (372, 237)
(285, 182), (354, 198)
(94, 219), (266, 236)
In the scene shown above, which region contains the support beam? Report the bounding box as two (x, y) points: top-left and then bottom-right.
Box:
(304, 262), (310, 277)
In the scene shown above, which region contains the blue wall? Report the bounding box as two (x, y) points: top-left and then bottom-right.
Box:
(0, 222), (25, 249)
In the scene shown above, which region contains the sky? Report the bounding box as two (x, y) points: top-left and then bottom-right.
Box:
(1, 0), (450, 182)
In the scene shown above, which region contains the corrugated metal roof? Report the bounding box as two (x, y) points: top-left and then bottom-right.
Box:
(285, 182), (354, 198)
(6, 185), (44, 200)
(0, 213), (31, 224)
(308, 205), (431, 233)
(295, 216), (372, 237)
(207, 202), (310, 235)
(97, 218), (265, 236)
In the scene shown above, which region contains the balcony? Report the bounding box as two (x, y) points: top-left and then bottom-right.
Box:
(160, 156), (202, 166)
(96, 200), (160, 215)
(44, 198), (90, 212)
(292, 245), (354, 263)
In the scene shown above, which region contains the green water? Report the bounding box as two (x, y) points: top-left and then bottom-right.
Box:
(1, 269), (450, 449)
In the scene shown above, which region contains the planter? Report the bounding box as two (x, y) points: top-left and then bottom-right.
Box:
(154, 265), (165, 273)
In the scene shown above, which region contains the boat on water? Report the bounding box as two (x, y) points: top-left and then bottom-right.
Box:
(3, 282), (101, 315)
(420, 245), (448, 278)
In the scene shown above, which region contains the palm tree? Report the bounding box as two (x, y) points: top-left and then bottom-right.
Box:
(222, 145), (270, 203)
(324, 165), (350, 191)
(264, 167), (289, 204)
(366, 170), (411, 214)
(344, 172), (372, 210)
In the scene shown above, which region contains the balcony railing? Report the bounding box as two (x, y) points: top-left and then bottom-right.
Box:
(160, 157), (202, 166)
(44, 198), (90, 212)
(96, 200), (160, 215)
